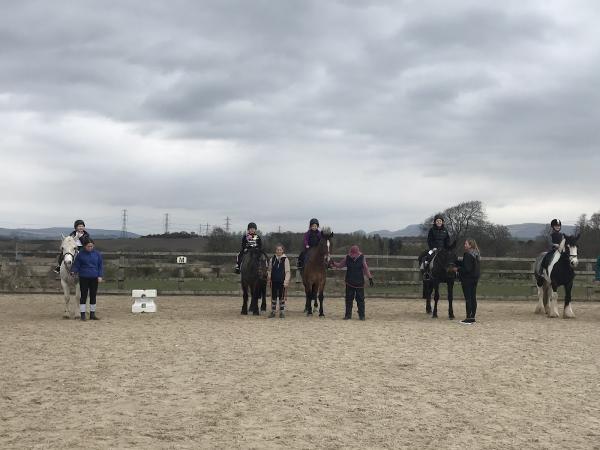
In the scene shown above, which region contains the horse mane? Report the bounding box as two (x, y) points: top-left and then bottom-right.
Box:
(61, 235), (77, 249)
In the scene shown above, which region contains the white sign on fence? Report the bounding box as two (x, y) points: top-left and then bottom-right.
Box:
(176, 256), (187, 264)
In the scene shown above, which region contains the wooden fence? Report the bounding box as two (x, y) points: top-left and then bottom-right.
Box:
(1, 250), (599, 300)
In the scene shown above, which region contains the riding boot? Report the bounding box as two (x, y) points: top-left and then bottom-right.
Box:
(343, 298), (352, 320)
(80, 312), (86, 321)
(357, 301), (365, 320)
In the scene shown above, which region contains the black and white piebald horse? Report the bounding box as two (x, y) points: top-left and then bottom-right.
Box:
(534, 234), (579, 318)
(419, 241), (458, 319)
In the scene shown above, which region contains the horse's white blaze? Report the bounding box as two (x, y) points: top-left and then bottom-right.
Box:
(564, 303), (575, 319)
(569, 245), (578, 268)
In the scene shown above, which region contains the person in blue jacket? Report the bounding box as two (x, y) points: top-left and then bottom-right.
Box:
(71, 236), (104, 321)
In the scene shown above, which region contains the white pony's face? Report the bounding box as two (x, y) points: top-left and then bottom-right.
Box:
(61, 237), (78, 269)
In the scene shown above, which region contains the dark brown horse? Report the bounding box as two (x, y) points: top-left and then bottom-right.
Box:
(240, 247), (268, 315)
(418, 241), (458, 319)
(302, 227), (333, 316)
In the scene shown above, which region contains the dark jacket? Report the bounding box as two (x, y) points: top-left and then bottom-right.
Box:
(269, 256), (289, 284)
(427, 226), (450, 250)
(548, 231), (564, 248)
(240, 233), (262, 252)
(345, 254), (366, 287)
(69, 230), (90, 247)
(72, 249), (104, 278)
(303, 229), (322, 248)
(458, 251), (480, 281)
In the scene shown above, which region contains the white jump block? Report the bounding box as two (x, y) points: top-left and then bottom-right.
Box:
(132, 289), (157, 313)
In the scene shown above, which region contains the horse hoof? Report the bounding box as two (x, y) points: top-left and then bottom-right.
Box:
(449, 315), (455, 320)
(431, 315), (438, 319)
(319, 313), (324, 317)
(306, 312), (313, 316)
(253, 312), (260, 316)
(241, 310), (248, 315)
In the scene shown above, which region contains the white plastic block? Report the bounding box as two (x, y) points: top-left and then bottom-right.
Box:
(132, 289), (158, 313)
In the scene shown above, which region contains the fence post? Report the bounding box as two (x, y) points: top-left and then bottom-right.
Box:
(412, 260), (420, 283)
(178, 265), (185, 291)
(118, 254), (125, 290)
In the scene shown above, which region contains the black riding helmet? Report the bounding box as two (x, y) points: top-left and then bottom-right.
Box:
(550, 218), (561, 228)
(247, 222), (257, 230)
(433, 214), (445, 225)
(74, 219), (85, 228)
(309, 218), (319, 227)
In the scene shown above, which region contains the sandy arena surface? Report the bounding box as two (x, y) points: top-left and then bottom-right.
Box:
(1, 294), (599, 449)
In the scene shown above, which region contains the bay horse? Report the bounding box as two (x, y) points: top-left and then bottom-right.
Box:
(302, 227), (333, 316)
(534, 234), (579, 318)
(59, 235), (80, 319)
(418, 242), (458, 319)
(240, 247), (268, 315)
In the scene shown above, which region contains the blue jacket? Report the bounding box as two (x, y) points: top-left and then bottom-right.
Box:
(72, 249), (104, 278)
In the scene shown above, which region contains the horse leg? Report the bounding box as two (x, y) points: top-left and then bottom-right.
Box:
(447, 280), (455, 320)
(534, 277), (545, 314)
(318, 290), (324, 317)
(548, 282), (560, 318)
(563, 280), (575, 319)
(431, 283), (439, 319)
(61, 279), (71, 319)
(424, 281), (432, 314)
(260, 283), (267, 312)
(241, 286), (249, 315)
(251, 286), (260, 316)
(305, 289), (312, 316)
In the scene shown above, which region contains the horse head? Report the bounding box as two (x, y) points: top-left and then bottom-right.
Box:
(433, 242), (459, 277)
(562, 234), (579, 268)
(321, 227), (333, 264)
(60, 235), (78, 270)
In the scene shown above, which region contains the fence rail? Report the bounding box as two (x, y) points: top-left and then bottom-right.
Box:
(1, 251), (599, 300)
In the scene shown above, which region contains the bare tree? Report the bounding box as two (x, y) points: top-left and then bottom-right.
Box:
(589, 211), (600, 230)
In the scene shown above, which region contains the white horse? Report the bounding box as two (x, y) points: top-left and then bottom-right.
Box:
(59, 235), (80, 319)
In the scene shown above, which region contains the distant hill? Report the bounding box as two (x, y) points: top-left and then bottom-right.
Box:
(368, 224), (424, 238)
(0, 227), (139, 240)
(365, 223), (576, 240)
(506, 223), (575, 240)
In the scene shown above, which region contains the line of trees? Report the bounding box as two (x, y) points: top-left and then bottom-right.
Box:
(139, 201), (599, 258)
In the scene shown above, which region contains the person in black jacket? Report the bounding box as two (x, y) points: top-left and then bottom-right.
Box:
(331, 245), (374, 320)
(453, 238), (481, 324)
(234, 222), (262, 274)
(53, 219), (91, 273)
(420, 214), (451, 272)
(542, 219), (565, 269)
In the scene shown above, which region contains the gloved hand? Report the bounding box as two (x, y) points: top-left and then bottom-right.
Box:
(369, 278), (374, 287)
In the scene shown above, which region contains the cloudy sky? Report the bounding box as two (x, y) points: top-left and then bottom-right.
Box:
(1, 0), (599, 234)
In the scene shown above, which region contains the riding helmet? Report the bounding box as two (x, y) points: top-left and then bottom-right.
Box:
(74, 219), (85, 228)
(309, 218), (319, 227)
(550, 218), (561, 228)
(247, 222), (257, 230)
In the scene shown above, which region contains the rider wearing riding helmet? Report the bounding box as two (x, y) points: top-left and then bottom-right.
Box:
(235, 222), (262, 274)
(548, 218), (565, 250)
(420, 214), (451, 271)
(542, 218), (566, 269)
(53, 219), (90, 273)
(297, 218), (322, 271)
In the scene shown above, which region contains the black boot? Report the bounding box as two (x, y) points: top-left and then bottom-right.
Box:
(343, 299), (352, 320)
(80, 312), (86, 321)
(90, 311), (99, 320)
